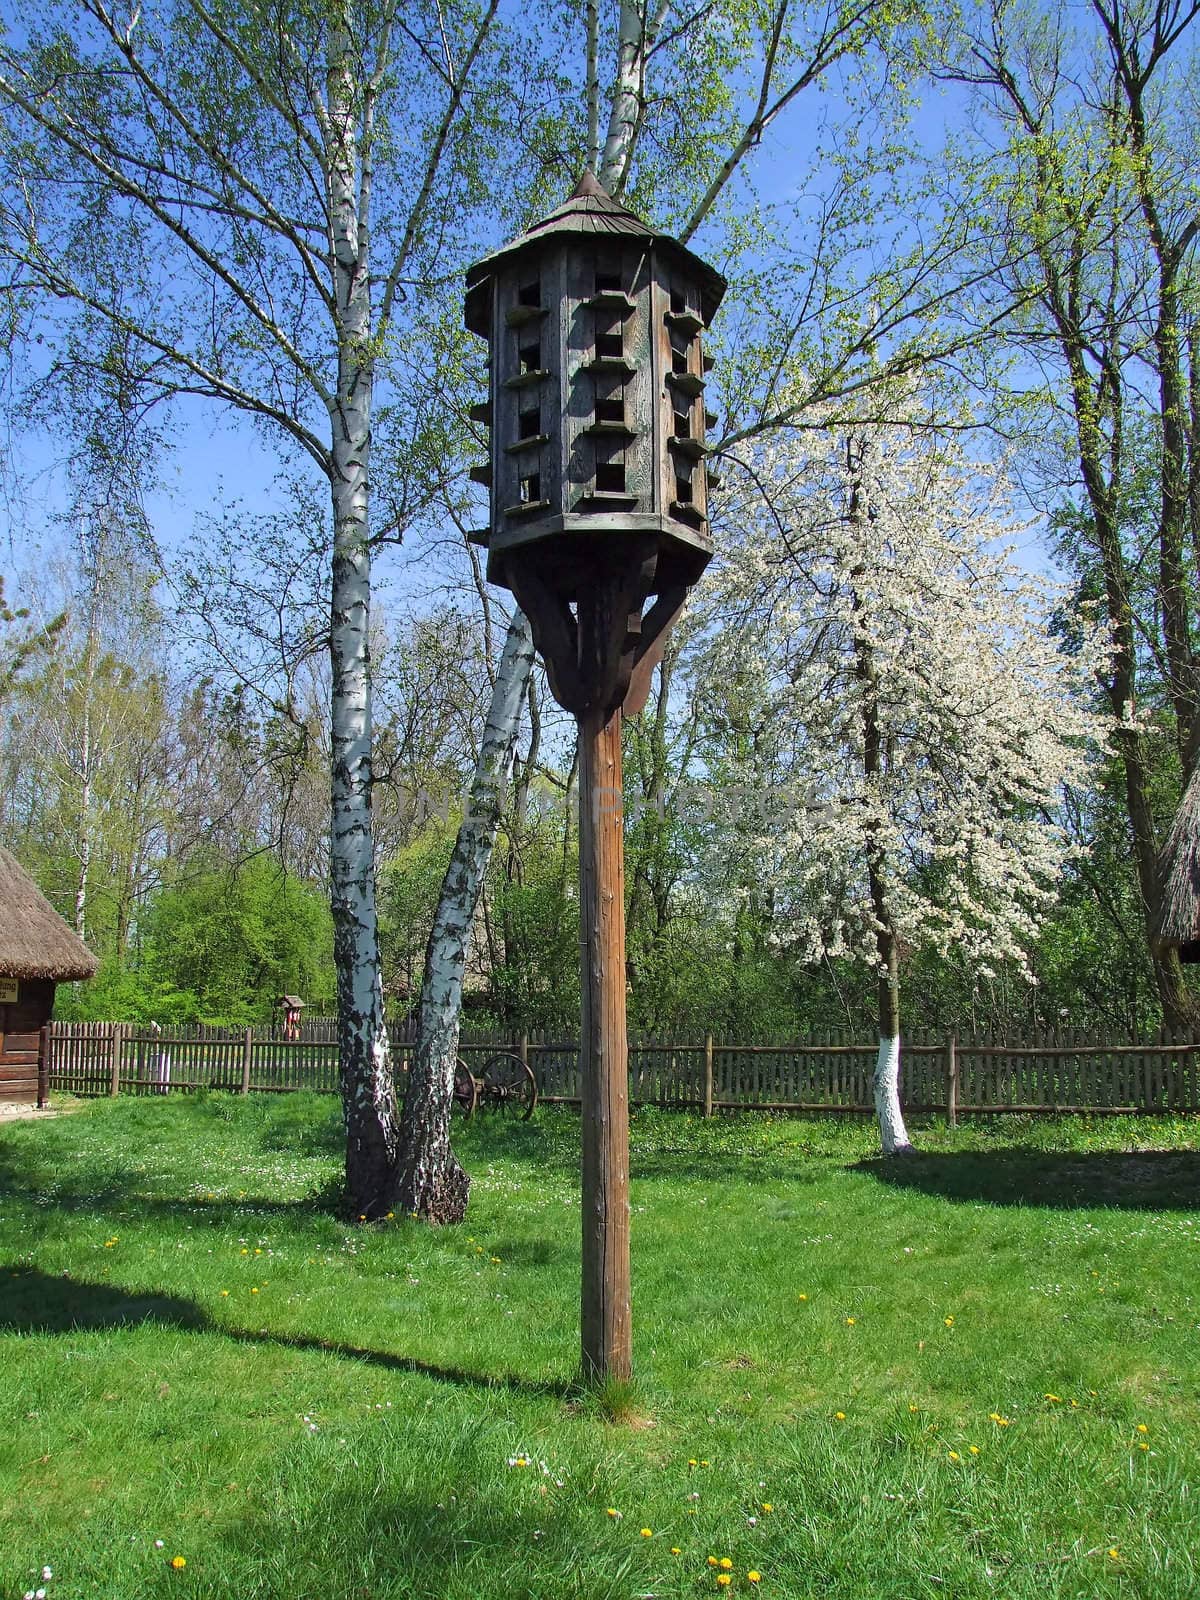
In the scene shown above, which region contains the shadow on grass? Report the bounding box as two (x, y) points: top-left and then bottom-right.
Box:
(859, 1147), (1200, 1210)
(0, 1267), (572, 1398)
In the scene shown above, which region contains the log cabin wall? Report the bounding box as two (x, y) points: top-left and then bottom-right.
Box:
(0, 978), (54, 1101)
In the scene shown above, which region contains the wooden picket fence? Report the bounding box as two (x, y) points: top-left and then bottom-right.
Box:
(44, 1021), (1200, 1117)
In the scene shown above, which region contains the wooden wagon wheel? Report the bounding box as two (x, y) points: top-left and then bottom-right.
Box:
(479, 1050), (538, 1119)
(452, 1056), (479, 1120)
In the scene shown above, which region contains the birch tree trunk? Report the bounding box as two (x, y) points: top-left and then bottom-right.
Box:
(396, 614), (536, 1221)
(327, 15), (398, 1219)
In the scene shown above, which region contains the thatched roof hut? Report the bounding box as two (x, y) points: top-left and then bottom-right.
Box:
(0, 847), (99, 981)
(1152, 761), (1200, 962)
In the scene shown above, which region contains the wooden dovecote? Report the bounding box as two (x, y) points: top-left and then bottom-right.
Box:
(464, 172), (726, 721)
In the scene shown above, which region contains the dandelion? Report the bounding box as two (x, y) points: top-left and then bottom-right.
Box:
(797, 1293), (808, 1301)
(834, 1411), (846, 1421)
(708, 1557), (719, 1567)
(640, 1528), (653, 1538)
(606, 1508), (621, 1519)
(1136, 1423), (1148, 1434)
(1108, 1549), (1120, 1561)
(908, 1404), (919, 1413)
(670, 1547), (681, 1555)
(1044, 1393), (1061, 1403)
(944, 1317), (954, 1327)
(717, 1576), (732, 1588)
(761, 1503), (773, 1513)
(688, 1458), (699, 1467)
(948, 1451), (960, 1462)
(968, 1446), (980, 1455)
(1138, 1442), (1150, 1451)
(220, 1290), (229, 1297)
(720, 1557), (733, 1570)
(170, 1556), (187, 1570)
(845, 1317), (856, 1326)
(701, 1459), (711, 1467)
(250, 1287), (259, 1295)
(748, 1573), (761, 1585)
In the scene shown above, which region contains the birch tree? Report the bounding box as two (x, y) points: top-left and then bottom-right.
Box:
(700, 416), (1109, 1153)
(395, 0), (919, 1219)
(0, 0), (503, 1215)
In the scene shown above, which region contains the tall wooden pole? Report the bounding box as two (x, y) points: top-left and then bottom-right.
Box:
(578, 705), (633, 1382)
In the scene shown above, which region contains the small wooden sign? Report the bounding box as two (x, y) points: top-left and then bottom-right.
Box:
(0, 979), (18, 1004)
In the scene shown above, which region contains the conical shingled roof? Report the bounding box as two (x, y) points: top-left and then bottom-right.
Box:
(465, 172), (725, 333)
(0, 847), (99, 981)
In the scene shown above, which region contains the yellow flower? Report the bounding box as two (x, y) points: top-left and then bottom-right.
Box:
(717, 1577), (732, 1589)
(1136, 1423), (1148, 1434)
(670, 1547), (681, 1555)
(834, 1411), (846, 1421)
(1044, 1393), (1061, 1403)
(748, 1574), (761, 1585)
(845, 1317), (856, 1326)
(606, 1508), (620, 1519)
(1138, 1442), (1149, 1451)
(719, 1557), (733, 1570)
(250, 1287), (259, 1294)
(908, 1404), (919, 1413)
(707, 1556), (719, 1567)
(948, 1451), (960, 1462)
(240, 1248), (248, 1255)
(797, 1293), (808, 1301)
(170, 1556), (186, 1570)
(220, 1290), (229, 1297)
(688, 1458), (699, 1467)
(640, 1528), (653, 1538)
(968, 1445), (980, 1455)
(761, 1503), (773, 1513)
(944, 1316), (954, 1327)
(701, 1459), (711, 1467)
(1108, 1549), (1120, 1561)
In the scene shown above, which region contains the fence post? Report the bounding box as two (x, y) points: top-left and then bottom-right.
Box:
(108, 1023), (124, 1098)
(704, 1034), (714, 1118)
(946, 1033), (958, 1129)
(37, 1023), (50, 1108)
(241, 1027), (253, 1095)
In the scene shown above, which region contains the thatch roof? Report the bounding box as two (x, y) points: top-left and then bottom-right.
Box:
(0, 847), (99, 981)
(1152, 760), (1200, 955)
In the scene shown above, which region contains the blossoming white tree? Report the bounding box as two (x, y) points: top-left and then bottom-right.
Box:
(700, 416), (1110, 1152)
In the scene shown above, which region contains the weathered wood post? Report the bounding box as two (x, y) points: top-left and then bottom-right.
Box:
(108, 1022), (124, 1098)
(704, 1033), (715, 1118)
(37, 1022), (50, 1109)
(241, 1026), (254, 1096)
(464, 173), (725, 1383)
(945, 1033), (958, 1130)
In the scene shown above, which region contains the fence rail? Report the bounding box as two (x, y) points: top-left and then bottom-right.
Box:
(43, 1022), (1200, 1116)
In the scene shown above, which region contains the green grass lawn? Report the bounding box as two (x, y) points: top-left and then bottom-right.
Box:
(1, 1096), (1198, 1599)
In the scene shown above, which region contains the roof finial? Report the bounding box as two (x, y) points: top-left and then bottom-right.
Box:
(572, 168), (609, 199)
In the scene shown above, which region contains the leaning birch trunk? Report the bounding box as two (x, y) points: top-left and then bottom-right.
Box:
(327, 14), (398, 1220)
(396, 613), (536, 1222)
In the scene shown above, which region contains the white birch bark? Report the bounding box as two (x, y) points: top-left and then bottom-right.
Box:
(326, 12), (398, 1217)
(397, 613), (536, 1220)
(873, 1034), (912, 1156)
